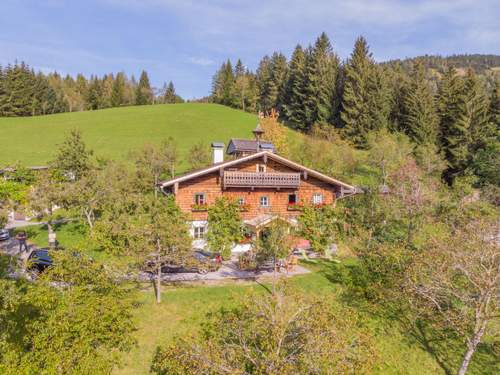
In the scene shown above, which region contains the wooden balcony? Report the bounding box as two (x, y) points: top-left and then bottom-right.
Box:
(223, 171), (301, 189)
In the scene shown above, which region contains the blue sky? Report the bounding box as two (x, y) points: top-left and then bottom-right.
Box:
(1, 0), (499, 99)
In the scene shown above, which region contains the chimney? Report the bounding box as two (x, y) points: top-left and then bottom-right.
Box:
(211, 142), (224, 164)
(252, 123), (264, 151)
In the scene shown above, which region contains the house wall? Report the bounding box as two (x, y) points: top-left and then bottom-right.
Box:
(174, 156), (338, 222)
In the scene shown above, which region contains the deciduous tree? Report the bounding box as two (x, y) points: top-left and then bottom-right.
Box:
(52, 129), (93, 181)
(186, 141), (211, 170)
(407, 219), (499, 375)
(151, 287), (377, 374)
(207, 197), (243, 260)
(298, 204), (338, 257)
(140, 195), (191, 303)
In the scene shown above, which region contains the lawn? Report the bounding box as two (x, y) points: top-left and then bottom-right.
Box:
(0, 103), (259, 168)
(15, 222), (119, 264)
(113, 260), (498, 375)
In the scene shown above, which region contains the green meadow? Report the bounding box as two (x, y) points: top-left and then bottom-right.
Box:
(0, 103), (259, 168)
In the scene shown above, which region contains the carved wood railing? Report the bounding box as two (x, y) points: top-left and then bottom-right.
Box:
(223, 172), (301, 189)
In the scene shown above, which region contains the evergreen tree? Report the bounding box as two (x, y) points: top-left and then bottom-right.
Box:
(437, 67), (469, 184)
(340, 36), (389, 147)
(269, 52), (288, 111)
(463, 69), (494, 154)
(489, 79), (500, 134)
(101, 74), (114, 108)
(234, 59), (245, 78)
(135, 70), (153, 105)
(86, 75), (103, 110)
(256, 55), (275, 113)
(163, 81), (177, 103)
(303, 32), (339, 129)
(386, 62), (409, 132)
(0, 66), (5, 116)
(400, 60), (439, 145)
(282, 45), (308, 129)
(111, 72), (126, 107)
(0, 63), (34, 116)
(221, 60), (236, 107)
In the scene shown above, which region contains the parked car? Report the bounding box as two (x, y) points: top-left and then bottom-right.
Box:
(28, 247), (70, 272)
(158, 251), (222, 275)
(27, 248), (53, 272)
(0, 229), (10, 241)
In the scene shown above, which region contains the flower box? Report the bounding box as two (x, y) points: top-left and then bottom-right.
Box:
(238, 203), (251, 212)
(191, 204), (208, 212)
(287, 203), (303, 211)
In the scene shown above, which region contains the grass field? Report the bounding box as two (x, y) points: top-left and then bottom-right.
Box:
(0, 103), (260, 168)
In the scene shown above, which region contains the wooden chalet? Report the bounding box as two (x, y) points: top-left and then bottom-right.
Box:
(159, 125), (356, 252)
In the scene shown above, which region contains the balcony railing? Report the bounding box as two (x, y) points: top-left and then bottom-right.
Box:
(223, 171), (301, 189)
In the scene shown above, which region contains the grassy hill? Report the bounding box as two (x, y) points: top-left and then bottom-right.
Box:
(0, 103), (260, 168)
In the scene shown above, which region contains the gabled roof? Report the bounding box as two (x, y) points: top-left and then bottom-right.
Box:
(226, 139), (275, 154)
(159, 151), (355, 191)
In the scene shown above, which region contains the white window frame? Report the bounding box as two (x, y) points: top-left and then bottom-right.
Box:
(193, 226), (206, 239)
(257, 164), (266, 173)
(194, 193), (206, 205)
(312, 193), (324, 205)
(260, 196), (269, 207)
(237, 197), (245, 205)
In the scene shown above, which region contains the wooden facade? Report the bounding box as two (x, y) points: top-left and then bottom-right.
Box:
(161, 152), (355, 223)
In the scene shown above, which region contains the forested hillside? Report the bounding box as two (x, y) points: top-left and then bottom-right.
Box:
(0, 63), (183, 117)
(211, 33), (499, 187)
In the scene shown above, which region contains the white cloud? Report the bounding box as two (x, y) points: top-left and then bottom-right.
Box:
(102, 0), (499, 60)
(188, 57), (215, 66)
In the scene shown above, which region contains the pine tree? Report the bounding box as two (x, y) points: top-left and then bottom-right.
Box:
(281, 44), (307, 129)
(340, 36), (389, 147)
(101, 74), (114, 108)
(463, 69), (494, 154)
(0, 63), (35, 116)
(400, 60), (439, 145)
(163, 81), (177, 104)
(111, 72), (126, 107)
(234, 59), (245, 78)
(0, 66), (5, 116)
(256, 55), (275, 113)
(220, 60), (236, 107)
(437, 67), (469, 184)
(269, 52), (288, 111)
(303, 32), (339, 129)
(86, 76), (103, 110)
(489, 80), (500, 131)
(135, 70), (153, 105)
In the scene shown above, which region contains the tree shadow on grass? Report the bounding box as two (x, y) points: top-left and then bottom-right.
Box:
(319, 259), (499, 375)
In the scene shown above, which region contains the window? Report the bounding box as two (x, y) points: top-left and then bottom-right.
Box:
(194, 193), (206, 205)
(260, 196), (269, 207)
(194, 226), (206, 239)
(288, 193), (297, 204)
(237, 197), (245, 205)
(312, 193), (324, 205)
(257, 164), (266, 173)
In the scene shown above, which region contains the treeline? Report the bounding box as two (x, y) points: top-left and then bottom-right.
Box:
(0, 63), (183, 117)
(211, 33), (499, 186)
(386, 53), (500, 74)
